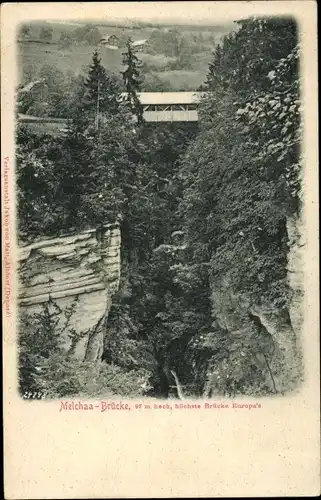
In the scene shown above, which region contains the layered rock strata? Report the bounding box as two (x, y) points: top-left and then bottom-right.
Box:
(18, 223), (121, 361)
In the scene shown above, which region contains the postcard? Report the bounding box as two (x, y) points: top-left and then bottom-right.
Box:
(2, 1), (320, 498)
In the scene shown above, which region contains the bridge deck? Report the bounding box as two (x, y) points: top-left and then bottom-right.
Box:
(18, 92), (204, 127)
(123, 91), (203, 122)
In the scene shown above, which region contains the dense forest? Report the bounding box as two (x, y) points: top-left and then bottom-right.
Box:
(17, 17), (303, 399)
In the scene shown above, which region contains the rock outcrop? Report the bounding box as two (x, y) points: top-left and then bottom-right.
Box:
(18, 223), (121, 361)
(208, 212), (305, 395)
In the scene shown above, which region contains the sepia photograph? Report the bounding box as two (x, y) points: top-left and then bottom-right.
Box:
(15, 11), (305, 401)
(2, 2), (319, 498)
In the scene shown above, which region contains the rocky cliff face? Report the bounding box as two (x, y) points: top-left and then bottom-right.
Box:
(18, 223), (121, 362)
(208, 212), (304, 396)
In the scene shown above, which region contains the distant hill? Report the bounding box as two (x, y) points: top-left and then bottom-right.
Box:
(18, 20), (235, 91)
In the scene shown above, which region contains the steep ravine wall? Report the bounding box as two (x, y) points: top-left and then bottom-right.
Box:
(209, 212), (304, 395)
(18, 223), (121, 362)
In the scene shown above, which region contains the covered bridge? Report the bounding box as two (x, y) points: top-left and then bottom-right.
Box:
(121, 91), (203, 122)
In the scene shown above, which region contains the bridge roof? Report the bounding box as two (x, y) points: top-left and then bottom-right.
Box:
(121, 92), (203, 105)
(138, 92), (202, 105)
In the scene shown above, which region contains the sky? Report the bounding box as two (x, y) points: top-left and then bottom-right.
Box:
(11, 2), (259, 26)
(9, 2), (304, 29)
(71, 2), (239, 25)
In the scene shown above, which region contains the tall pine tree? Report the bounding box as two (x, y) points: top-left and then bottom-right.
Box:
(83, 49), (120, 121)
(121, 38), (144, 124)
(204, 43), (224, 89)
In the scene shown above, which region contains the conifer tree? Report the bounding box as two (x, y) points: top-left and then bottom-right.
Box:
(205, 43), (224, 89)
(83, 49), (120, 119)
(121, 38), (144, 124)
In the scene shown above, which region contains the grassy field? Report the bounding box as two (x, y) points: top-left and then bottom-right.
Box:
(155, 70), (206, 90)
(18, 41), (213, 91)
(18, 42), (123, 79)
(18, 20), (233, 91)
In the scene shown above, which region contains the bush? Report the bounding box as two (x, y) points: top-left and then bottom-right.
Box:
(40, 355), (151, 399)
(18, 300), (151, 399)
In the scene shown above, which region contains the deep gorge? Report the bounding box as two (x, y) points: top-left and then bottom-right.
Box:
(17, 17), (303, 400)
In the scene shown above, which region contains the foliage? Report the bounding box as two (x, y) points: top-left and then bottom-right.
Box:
(18, 298), (64, 395)
(176, 16), (301, 395)
(18, 21), (230, 100)
(148, 28), (208, 61)
(39, 26), (53, 42)
(16, 108), (138, 237)
(83, 49), (120, 117)
(17, 64), (93, 119)
(17, 18), (303, 398)
(142, 72), (174, 92)
(73, 24), (102, 46)
(59, 32), (73, 49)
(121, 38), (144, 123)
(205, 17), (297, 94)
(18, 301), (149, 399)
(19, 24), (31, 39)
(235, 44), (302, 209)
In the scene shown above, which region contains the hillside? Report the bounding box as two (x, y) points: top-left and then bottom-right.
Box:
(18, 20), (234, 91)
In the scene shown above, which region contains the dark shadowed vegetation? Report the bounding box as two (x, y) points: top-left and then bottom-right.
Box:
(18, 18), (303, 399)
